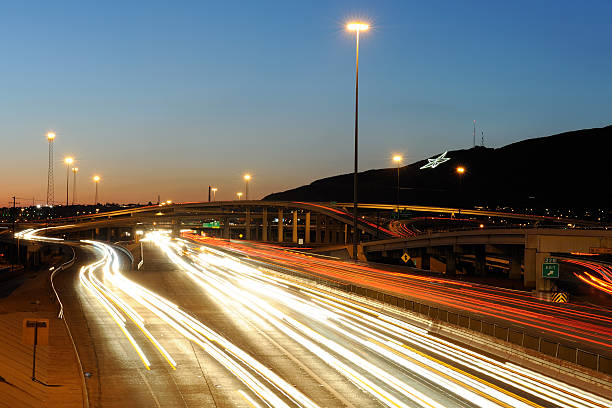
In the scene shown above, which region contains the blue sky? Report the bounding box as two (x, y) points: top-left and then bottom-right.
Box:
(1, 1), (610, 203)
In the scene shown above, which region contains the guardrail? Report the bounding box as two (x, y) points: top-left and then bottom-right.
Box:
(253, 258), (612, 377)
(48, 244), (90, 408)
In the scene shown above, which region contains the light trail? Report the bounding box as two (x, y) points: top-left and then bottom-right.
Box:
(184, 234), (612, 350)
(18, 227), (611, 407)
(151, 232), (610, 408)
(20, 228), (319, 407)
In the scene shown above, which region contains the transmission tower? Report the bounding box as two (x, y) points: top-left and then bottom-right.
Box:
(46, 132), (56, 205)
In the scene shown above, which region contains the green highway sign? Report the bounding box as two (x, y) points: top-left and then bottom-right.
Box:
(542, 262), (559, 278)
(202, 221), (220, 228)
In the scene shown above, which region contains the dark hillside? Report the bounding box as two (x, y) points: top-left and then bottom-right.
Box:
(264, 125), (612, 210)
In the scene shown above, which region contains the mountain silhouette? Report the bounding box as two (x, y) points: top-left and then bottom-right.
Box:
(264, 125), (611, 210)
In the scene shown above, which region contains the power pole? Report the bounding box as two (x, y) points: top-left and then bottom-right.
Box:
(473, 120), (476, 147)
(208, 185), (211, 202)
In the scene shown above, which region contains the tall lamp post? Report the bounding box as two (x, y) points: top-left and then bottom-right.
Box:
(93, 175), (100, 205)
(211, 187), (218, 201)
(456, 166), (465, 206)
(347, 22), (369, 260)
(244, 174), (251, 200)
(64, 157), (74, 206)
(393, 155), (402, 211)
(71, 167), (79, 205)
(46, 132), (56, 206)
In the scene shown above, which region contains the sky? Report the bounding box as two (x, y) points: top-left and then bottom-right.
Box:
(1, 1), (611, 205)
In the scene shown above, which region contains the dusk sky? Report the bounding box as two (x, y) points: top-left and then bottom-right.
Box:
(1, 1), (610, 204)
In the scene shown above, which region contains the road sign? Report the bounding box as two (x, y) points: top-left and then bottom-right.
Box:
(552, 292), (569, 303)
(202, 221), (220, 228)
(542, 262), (559, 278)
(401, 252), (411, 263)
(544, 257), (557, 263)
(22, 319), (49, 346)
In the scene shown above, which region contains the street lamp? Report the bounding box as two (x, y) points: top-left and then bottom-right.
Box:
(64, 157), (74, 206)
(347, 21), (369, 260)
(393, 155), (402, 210)
(71, 167), (79, 205)
(211, 187), (218, 201)
(244, 174), (251, 200)
(93, 175), (100, 205)
(237, 192), (243, 200)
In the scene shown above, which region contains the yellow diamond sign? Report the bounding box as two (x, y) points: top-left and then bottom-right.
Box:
(401, 252), (410, 263)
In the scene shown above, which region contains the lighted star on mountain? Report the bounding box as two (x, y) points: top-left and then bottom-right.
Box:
(420, 151), (451, 169)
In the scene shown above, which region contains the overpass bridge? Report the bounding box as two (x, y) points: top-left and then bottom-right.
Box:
(9, 201), (610, 293)
(312, 227), (612, 292)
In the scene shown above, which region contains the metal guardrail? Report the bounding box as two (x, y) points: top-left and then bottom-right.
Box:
(253, 258), (612, 376)
(48, 244), (90, 408)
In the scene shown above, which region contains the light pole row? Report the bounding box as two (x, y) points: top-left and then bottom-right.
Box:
(46, 132), (101, 206)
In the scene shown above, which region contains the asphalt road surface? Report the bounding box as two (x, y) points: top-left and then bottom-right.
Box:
(21, 227), (610, 408)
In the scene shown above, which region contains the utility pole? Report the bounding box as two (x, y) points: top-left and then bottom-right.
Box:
(11, 196), (16, 271)
(208, 185), (211, 202)
(473, 120), (476, 147)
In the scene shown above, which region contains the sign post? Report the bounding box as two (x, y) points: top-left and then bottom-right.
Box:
(22, 319), (49, 383)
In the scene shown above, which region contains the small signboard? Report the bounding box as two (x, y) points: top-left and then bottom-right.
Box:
(22, 319), (49, 346)
(542, 262), (559, 278)
(401, 252), (411, 263)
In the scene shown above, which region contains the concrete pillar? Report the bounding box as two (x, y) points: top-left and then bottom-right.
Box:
(509, 248), (522, 280)
(171, 219), (180, 238)
(524, 248), (536, 289)
(446, 247), (456, 275)
(223, 217), (230, 239)
(421, 248), (430, 270)
(305, 212), (311, 243)
(278, 209), (284, 243)
(315, 215), (322, 243)
(344, 224), (348, 244)
(245, 208), (251, 240)
(292, 211), (298, 243)
(262, 208), (268, 241)
(324, 218), (331, 243)
(474, 245), (486, 276)
(106, 227), (111, 242)
(133, 227), (141, 243)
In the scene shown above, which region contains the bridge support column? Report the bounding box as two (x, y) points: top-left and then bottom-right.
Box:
(223, 217), (230, 239)
(315, 215), (322, 243)
(106, 227), (111, 242)
(509, 248), (522, 280)
(421, 248), (430, 270)
(245, 209), (251, 240)
(292, 211), (298, 243)
(524, 248), (536, 289)
(278, 209), (284, 243)
(474, 246), (486, 276)
(262, 208), (268, 241)
(305, 212), (311, 243)
(445, 247), (456, 275)
(171, 220), (180, 238)
(344, 224), (348, 244)
(324, 218), (331, 243)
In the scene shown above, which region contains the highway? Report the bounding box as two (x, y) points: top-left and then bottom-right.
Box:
(16, 228), (612, 407)
(183, 234), (612, 357)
